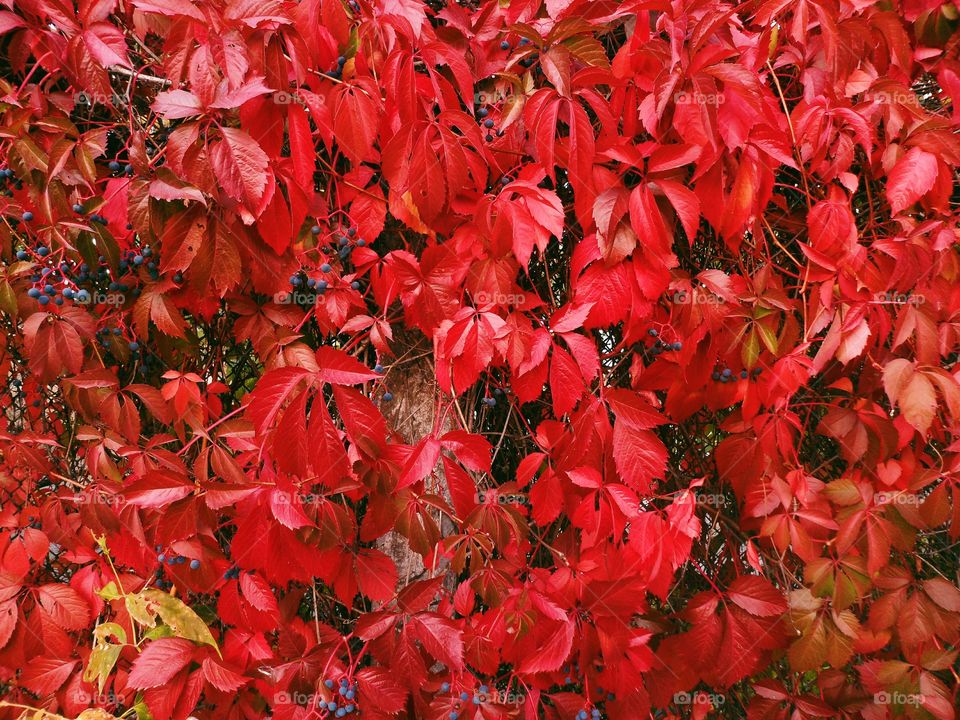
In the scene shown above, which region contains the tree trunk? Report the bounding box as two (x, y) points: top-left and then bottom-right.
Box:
(377, 329), (456, 586)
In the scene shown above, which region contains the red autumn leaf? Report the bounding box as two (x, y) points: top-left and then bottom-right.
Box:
(126, 638), (196, 689)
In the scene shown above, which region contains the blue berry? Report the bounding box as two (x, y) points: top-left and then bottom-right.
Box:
(311, 225), (321, 235)
(338, 55), (346, 66)
(350, 281), (360, 290)
(339, 236), (348, 246)
(740, 370), (748, 379)
(167, 556), (177, 565)
(648, 328), (658, 337)
(133, 255), (144, 265)
(483, 397), (495, 407)
(336, 710), (346, 718)
(472, 695), (481, 705)
(722, 368), (732, 377)
(460, 692), (469, 701)
(440, 682), (450, 692)
(711, 371), (720, 381)
(37, 295), (49, 305)
(129, 342), (139, 351)
(519, 37), (530, 45)
(143, 247), (152, 257)
(108, 161), (120, 172)
(321, 263), (332, 272)
(189, 559), (200, 570)
(16, 250), (28, 260)
(577, 712), (587, 720)
(383, 391), (393, 402)
(325, 679), (335, 689)
(37, 247), (49, 257)
(317, 279), (328, 291)
(327, 702), (337, 712)
(374, 363), (384, 374)
(347, 227), (356, 237)
(501, 40), (510, 49)
(344, 689), (355, 700)
(176, 555), (187, 564)
(484, 119), (494, 128)
(357, 239), (365, 246)
(124, 164), (133, 175)
(157, 554), (165, 562)
(449, 714), (459, 720)
(22, 211), (34, 222)
(72, 204), (83, 213)
(173, 273), (183, 283)
(478, 108), (488, 118)
(27, 288), (40, 298)
(290, 275), (301, 286)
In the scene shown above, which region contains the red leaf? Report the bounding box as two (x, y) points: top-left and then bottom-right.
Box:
(397, 436), (441, 489)
(36, 584), (90, 630)
(549, 345), (585, 417)
(201, 657), (249, 693)
(611, 422), (667, 495)
(356, 549), (398, 602)
(246, 367), (312, 433)
(411, 613), (463, 671)
(127, 638), (195, 689)
(240, 573), (279, 614)
(727, 576), (787, 617)
(20, 658), (77, 696)
(886, 146), (937, 215)
(211, 127), (270, 212)
(315, 347), (380, 385)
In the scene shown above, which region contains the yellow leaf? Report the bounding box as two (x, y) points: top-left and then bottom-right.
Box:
(141, 589), (219, 652)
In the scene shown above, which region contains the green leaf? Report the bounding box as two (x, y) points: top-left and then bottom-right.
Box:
(97, 581), (121, 601)
(83, 622), (127, 693)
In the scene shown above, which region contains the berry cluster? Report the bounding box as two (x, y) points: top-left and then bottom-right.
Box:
(646, 328), (682, 355)
(0, 167), (22, 196)
(326, 54), (347, 80)
(711, 366), (762, 382)
(437, 682), (493, 719)
(321, 677), (359, 716)
(15, 226), (157, 311)
(156, 548), (201, 570)
(107, 159), (133, 175)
